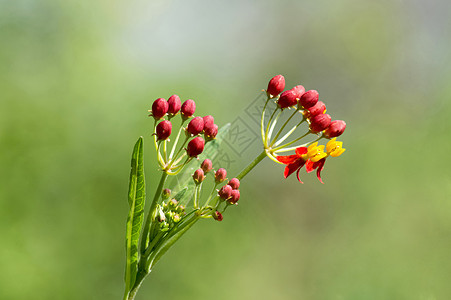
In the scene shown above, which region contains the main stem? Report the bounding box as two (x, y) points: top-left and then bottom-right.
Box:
(236, 150), (267, 180)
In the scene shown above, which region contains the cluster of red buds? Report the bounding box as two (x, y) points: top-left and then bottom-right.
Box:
(264, 75), (347, 183)
(149, 96), (219, 175)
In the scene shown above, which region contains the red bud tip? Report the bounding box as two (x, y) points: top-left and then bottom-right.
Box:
(310, 113), (332, 133)
(168, 95), (181, 115)
(228, 190), (240, 204)
(324, 120), (346, 138)
(213, 211), (223, 221)
(192, 168), (205, 184)
(228, 178), (240, 190)
(187, 116), (204, 135)
(218, 184), (233, 200)
(204, 123), (218, 140)
(181, 99), (196, 118)
(162, 188), (171, 198)
(277, 90), (298, 109)
(203, 115), (214, 128)
(215, 168), (227, 183)
(151, 98), (169, 120)
(307, 101), (326, 117)
(201, 159), (213, 173)
(267, 75), (285, 97)
(186, 137), (205, 157)
(291, 85), (306, 99)
(299, 90), (319, 109)
(156, 120), (172, 140)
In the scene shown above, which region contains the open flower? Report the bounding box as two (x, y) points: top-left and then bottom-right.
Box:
(305, 138), (346, 183)
(276, 142), (327, 183)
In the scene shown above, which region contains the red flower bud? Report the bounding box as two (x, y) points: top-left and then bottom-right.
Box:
(299, 90), (319, 109)
(155, 120), (172, 140)
(151, 98), (169, 120)
(277, 90), (298, 109)
(228, 190), (240, 204)
(228, 178), (240, 190)
(181, 99), (196, 118)
(168, 95), (181, 115)
(213, 210), (223, 221)
(218, 184), (233, 200)
(307, 101), (326, 117)
(201, 159), (213, 173)
(204, 123), (218, 140)
(187, 117), (204, 135)
(215, 168), (227, 183)
(324, 120), (346, 138)
(291, 85), (305, 99)
(267, 75), (285, 97)
(186, 137), (205, 157)
(310, 113), (332, 133)
(192, 168), (205, 184)
(203, 115), (214, 128)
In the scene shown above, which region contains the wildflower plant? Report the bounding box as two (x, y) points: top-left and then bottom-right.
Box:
(123, 75), (347, 299)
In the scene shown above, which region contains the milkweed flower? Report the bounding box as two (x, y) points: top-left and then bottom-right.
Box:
(305, 138), (346, 183)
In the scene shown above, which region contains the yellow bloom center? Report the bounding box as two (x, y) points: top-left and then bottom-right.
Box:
(303, 142), (327, 162)
(326, 138), (346, 157)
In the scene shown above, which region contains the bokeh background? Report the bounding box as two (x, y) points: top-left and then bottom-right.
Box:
(1, 0), (451, 299)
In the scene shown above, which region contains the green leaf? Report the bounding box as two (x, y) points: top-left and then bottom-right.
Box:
(173, 123), (231, 206)
(124, 137), (146, 292)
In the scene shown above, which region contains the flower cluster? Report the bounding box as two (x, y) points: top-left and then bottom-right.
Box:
(263, 75), (347, 183)
(149, 96), (219, 175)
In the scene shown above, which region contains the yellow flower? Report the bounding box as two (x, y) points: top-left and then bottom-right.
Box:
(326, 138), (346, 157)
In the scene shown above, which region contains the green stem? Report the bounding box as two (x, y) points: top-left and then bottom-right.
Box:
(270, 109), (299, 146)
(236, 150), (267, 180)
(140, 172), (169, 254)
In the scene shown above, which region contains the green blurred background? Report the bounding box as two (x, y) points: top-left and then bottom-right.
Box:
(1, 0), (451, 299)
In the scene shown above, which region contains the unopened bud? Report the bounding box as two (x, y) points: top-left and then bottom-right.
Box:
(186, 137), (205, 157)
(324, 120), (346, 138)
(299, 90), (319, 109)
(151, 98), (169, 120)
(162, 188), (171, 199)
(307, 101), (326, 117)
(192, 168), (205, 184)
(173, 214), (181, 223)
(291, 85), (306, 99)
(213, 211), (223, 221)
(204, 123), (218, 140)
(228, 178), (240, 190)
(187, 116), (204, 135)
(203, 115), (214, 128)
(277, 90), (298, 109)
(169, 198), (178, 208)
(267, 75), (285, 97)
(215, 168), (227, 183)
(155, 120), (172, 141)
(181, 99), (196, 118)
(310, 113), (332, 133)
(168, 95), (181, 115)
(201, 159), (213, 173)
(228, 190), (240, 204)
(218, 184), (233, 200)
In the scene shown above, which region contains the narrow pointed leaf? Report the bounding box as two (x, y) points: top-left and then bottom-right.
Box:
(124, 137), (146, 292)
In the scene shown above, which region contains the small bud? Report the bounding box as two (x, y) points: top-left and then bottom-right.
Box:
(201, 159), (213, 173)
(228, 190), (240, 204)
(218, 184), (233, 200)
(187, 116), (204, 135)
(186, 137), (205, 157)
(168, 95), (181, 115)
(151, 98), (169, 120)
(228, 178), (240, 190)
(192, 168), (205, 184)
(162, 188), (171, 199)
(267, 75), (285, 97)
(307, 100), (326, 117)
(204, 123), (218, 140)
(169, 198), (178, 208)
(213, 210), (223, 221)
(156, 120), (172, 140)
(181, 99), (196, 118)
(215, 168), (227, 183)
(291, 85), (306, 99)
(277, 90), (298, 109)
(324, 120), (346, 138)
(203, 115), (215, 128)
(299, 90), (319, 109)
(173, 214), (181, 223)
(310, 113), (332, 133)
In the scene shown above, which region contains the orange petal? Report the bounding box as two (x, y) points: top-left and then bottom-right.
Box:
(295, 147), (308, 156)
(277, 154), (299, 164)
